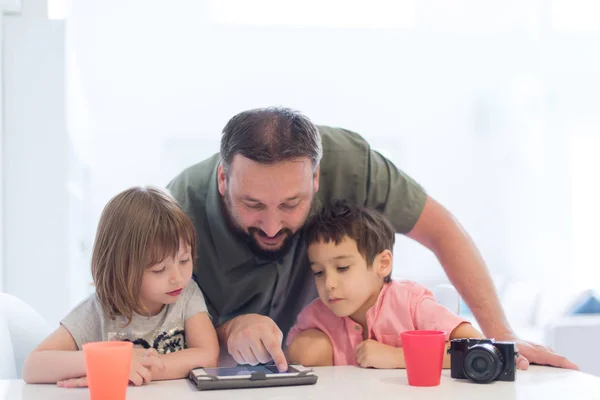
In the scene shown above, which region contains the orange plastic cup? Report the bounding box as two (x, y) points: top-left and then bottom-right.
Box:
(83, 341), (133, 400)
(401, 330), (446, 387)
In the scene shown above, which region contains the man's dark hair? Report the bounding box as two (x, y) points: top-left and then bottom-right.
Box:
(305, 200), (395, 283)
(220, 107), (323, 176)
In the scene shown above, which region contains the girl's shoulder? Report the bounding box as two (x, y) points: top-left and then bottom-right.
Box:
(67, 292), (103, 315)
(179, 281), (205, 302)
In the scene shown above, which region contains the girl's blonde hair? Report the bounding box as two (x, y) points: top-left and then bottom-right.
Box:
(92, 186), (197, 322)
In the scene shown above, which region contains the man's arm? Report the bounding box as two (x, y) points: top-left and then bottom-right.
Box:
(362, 146), (503, 335)
(406, 196), (510, 339)
(406, 195), (578, 370)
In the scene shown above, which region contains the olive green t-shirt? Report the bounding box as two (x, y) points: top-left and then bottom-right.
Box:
(166, 126), (427, 339)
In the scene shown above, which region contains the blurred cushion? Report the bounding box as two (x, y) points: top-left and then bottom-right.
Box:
(0, 293), (50, 379)
(567, 290), (600, 315)
(0, 309), (17, 379)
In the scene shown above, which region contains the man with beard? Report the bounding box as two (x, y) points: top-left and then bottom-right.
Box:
(167, 107), (577, 373)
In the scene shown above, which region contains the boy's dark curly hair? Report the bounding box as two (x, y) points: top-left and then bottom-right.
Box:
(304, 200), (395, 282)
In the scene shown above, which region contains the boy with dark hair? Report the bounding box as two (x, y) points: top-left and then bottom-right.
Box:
(286, 201), (483, 368)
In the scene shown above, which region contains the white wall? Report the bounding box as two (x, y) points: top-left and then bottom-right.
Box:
(3, 0), (75, 324)
(3, 0), (599, 325)
(0, 11), (4, 292)
(66, 0), (576, 287)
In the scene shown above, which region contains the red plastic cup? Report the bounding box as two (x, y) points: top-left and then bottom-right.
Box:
(401, 330), (446, 387)
(83, 341), (133, 400)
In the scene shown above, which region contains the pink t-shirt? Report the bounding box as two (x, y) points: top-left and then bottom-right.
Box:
(286, 280), (468, 366)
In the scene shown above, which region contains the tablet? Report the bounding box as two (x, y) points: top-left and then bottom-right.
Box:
(188, 364), (318, 390)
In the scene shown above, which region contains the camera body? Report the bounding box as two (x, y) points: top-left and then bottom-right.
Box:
(447, 338), (517, 383)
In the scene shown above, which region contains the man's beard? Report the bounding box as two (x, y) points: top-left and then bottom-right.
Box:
(245, 227), (297, 261)
(222, 191), (301, 261)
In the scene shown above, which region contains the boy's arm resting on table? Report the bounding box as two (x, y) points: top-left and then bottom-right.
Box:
(286, 329), (333, 367)
(356, 322), (483, 370)
(450, 321), (484, 341)
(153, 312), (220, 381)
(22, 325), (85, 384)
(356, 340), (405, 369)
(285, 321), (481, 370)
(441, 322), (485, 368)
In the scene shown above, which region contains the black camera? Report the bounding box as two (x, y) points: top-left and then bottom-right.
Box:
(447, 338), (518, 383)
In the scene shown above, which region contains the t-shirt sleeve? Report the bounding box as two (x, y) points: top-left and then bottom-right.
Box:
(285, 300), (326, 347)
(409, 283), (469, 341)
(60, 295), (104, 350)
(183, 282), (209, 321)
(365, 149), (427, 234)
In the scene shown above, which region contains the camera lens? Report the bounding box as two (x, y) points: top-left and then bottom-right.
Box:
(463, 343), (504, 383)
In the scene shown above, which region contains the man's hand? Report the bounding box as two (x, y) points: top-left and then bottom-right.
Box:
(223, 314), (288, 372)
(496, 334), (579, 370)
(355, 339), (403, 369)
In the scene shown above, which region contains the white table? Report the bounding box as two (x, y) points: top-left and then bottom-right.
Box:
(3, 366), (600, 399)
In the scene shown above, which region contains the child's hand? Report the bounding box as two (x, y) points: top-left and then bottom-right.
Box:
(57, 376), (88, 388)
(55, 348), (166, 388)
(130, 348), (166, 386)
(355, 339), (403, 369)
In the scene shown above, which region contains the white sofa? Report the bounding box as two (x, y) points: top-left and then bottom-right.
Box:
(475, 278), (600, 377)
(0, 293), (51, 379)
(545, 315), (600, 376)
(420, 276), (600, 377)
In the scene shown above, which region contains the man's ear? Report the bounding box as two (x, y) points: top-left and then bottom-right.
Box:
(374, 249), (393, 279)
(217, 163), (227, 196)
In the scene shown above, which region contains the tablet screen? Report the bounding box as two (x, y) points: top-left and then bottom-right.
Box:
(201, 365), (299, 377)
